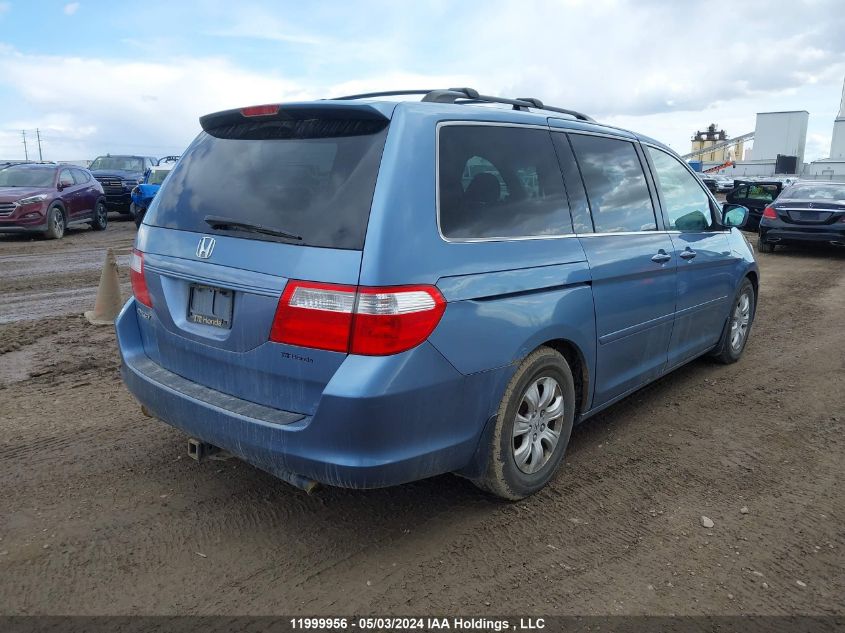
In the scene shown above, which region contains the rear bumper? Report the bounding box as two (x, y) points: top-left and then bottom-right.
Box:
(116, 299), (505, 489)
(760, 222), (845, 245)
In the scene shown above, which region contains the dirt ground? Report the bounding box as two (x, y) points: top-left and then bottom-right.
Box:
(0, 217), (843, 616)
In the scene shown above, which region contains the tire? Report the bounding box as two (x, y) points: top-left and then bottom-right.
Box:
(711, 278), (756, 365)
(91, 200), (108, 231)
(472, 347), (576, 500)
(43, 206), (65, 240)
(757, 235), (775, 253)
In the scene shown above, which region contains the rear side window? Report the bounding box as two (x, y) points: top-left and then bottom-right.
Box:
(569, 135), (657, 233)
(439, 125), (571, 239)
(144, 122), (388, 250)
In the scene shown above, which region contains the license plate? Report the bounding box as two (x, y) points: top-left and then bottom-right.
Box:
(188, 285), (233, 329)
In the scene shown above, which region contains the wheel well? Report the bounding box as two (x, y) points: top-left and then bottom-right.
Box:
(745, 270), (759, 299)
(49, 201), (66, 218)
(542, 339), (588, 417)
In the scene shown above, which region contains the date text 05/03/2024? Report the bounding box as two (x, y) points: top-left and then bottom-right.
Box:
(289, 617), (546, 631)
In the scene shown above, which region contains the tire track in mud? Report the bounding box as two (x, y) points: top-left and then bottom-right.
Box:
(0, 221), (135, 324)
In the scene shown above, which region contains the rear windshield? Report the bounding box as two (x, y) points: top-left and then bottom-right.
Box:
(781, 184), (845, 200)
(144, 123), (388, 249)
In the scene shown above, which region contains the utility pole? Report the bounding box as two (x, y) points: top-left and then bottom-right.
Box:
(36, 129), (43, 161)
(22, 130), (29, 160)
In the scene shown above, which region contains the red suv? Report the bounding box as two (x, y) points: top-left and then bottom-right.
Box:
(0, 163), (108, 239)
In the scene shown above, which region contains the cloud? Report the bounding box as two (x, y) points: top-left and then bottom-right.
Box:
(0, 47), (311, 158)
(63, 2), (79, 15)
(1, 0), (844, 160)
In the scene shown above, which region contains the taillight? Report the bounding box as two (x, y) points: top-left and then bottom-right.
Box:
(240, 104), (279, 117)
(130, 249), (152, 307)
(762, 206), (777, 219)
(270, 281), (355, 352)
(270, 281), (446, 356)
(351, 286), (447, 355)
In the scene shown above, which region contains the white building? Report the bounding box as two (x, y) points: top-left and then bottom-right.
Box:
(805, 76), (845, 180)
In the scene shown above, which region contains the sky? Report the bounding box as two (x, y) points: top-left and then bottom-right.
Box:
(1, 0), (844, 162)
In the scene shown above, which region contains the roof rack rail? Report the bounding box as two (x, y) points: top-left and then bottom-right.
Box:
(331, 87), (595, 123)
(331, 89), (436, 100)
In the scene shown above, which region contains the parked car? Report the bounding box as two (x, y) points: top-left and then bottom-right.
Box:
(714, 175), (734, 193)
(130, 156), (179, 228)
(725, 180), (783, 231)
(697, 173), (718, 193)
(88, 154), (157, 218)
(117, 89), (757, 499)
(0, 163), (107, 239)
(757, 181), (845, 253)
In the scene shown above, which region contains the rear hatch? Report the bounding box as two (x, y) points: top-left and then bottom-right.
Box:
(134, 101), (392, 415)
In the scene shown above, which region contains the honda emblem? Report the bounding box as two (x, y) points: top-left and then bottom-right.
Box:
(196, 236), (216, 259)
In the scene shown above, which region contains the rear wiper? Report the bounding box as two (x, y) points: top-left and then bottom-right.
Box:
(203, 215), (302, 242)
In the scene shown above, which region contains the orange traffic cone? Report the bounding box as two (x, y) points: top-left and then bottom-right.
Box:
(84, 248), (123, 325)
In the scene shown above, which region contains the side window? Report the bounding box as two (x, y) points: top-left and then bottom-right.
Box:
(461, 156), (507, 199)
(747, 184), (776, 201)
(439, 125), (572, 239)
(732, 185), (749, 200)
(646, 146), (714, 231)
(71, 169), (89, 184)
(59, 170), (75, 187)
(569, 135), (656, 233)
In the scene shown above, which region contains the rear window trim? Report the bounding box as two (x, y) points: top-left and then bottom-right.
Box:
(435, 120), (578, 244)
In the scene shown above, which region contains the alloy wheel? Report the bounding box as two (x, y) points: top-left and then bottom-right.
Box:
(730, 291), (752, 351)
(512, 376), (565, 474)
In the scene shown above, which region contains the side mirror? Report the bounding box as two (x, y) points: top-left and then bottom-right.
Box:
(58, 180), (73, 191)
(722, 203), (748, 229)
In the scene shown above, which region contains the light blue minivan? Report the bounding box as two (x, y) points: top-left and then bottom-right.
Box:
(117, 88), (757, 499)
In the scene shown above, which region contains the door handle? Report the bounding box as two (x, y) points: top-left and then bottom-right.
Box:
(651, 250), (672, 264)
(680, 249), (697, 260)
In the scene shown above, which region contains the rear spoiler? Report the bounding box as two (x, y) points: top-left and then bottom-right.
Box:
(199, 102), (391, 138)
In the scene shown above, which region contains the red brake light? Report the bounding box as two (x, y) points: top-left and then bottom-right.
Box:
(240, 104), (279, 117)
(351, 286), (447, 355)
(130, 249), (153, 308)
(270, 281), (356, 352)
(762, 206), (777, 219)
(270, 281), (446, 356)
